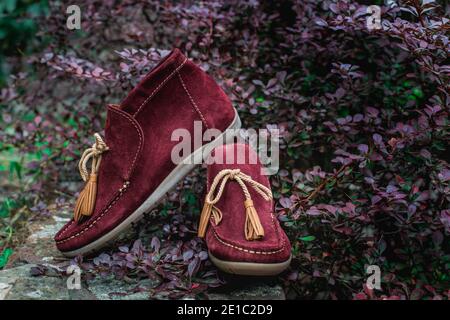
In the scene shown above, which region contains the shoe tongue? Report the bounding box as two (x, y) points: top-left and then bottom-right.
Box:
(120, 48), (187, 114)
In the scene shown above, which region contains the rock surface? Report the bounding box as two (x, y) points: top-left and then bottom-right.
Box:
(0, 206), (285, 300)
(207, 282), (285, 300)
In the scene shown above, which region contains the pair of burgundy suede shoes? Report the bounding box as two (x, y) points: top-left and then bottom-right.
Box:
(54, 49), (291, 276)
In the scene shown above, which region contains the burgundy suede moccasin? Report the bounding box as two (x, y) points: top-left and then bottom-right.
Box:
(55, 49), (241, 256)
(198, 143), (291, 275)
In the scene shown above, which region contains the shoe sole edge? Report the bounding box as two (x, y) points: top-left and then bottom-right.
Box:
(208, 250), (291, 276)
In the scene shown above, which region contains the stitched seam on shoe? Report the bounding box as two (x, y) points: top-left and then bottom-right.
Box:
(56, 187), (127, 244)
(133, 57), (188, 118)
(58, 220), (75, 238)
(57, 107), (142, 244)
(177, 71), (210, 129)
(212, 230), (284, 255)
(210, 212), (285, 254)
(109, 106), (143, 179)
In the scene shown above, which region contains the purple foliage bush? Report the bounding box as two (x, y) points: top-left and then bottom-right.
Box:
(1, 0), (449, 299)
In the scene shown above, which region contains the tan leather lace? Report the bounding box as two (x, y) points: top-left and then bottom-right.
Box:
(73, 133), (109, 222)
(198, 169), (273, 241)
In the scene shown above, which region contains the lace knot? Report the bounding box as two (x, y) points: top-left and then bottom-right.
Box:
(78, 133), (109, 182)
(93, 133), (109, 153)
(228, 169), (240, 180)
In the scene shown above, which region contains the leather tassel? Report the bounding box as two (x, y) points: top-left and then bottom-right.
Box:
(198, 201), (213, 238)
(73, 188), (86, 222)
(198, 201), (223, 238)
(211, 206), (222, 225)
(73, 173), (98, 222)
(244, 199), (264, 240)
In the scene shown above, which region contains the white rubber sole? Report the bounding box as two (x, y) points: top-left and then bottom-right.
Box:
(209, 251), (291, 276)
(62, 110), (242, 257)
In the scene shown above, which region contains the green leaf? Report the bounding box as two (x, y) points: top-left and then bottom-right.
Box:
(23, 112), (35, 122)
(0, 205), (8, 218)
(412, 87), (424, 98)
(43, 147), (52, 156)
(299, 131), (309, 140)
(402, 80), (412, 88)
(325, 179), (336, 189)
(0, 248), (13, 268)
(9, 161), (21, 179)
(67, 117), (78, 129)
(299, 235), (316, 242)
(4, 0), (17, 13)
(0, 198), (16, 218)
